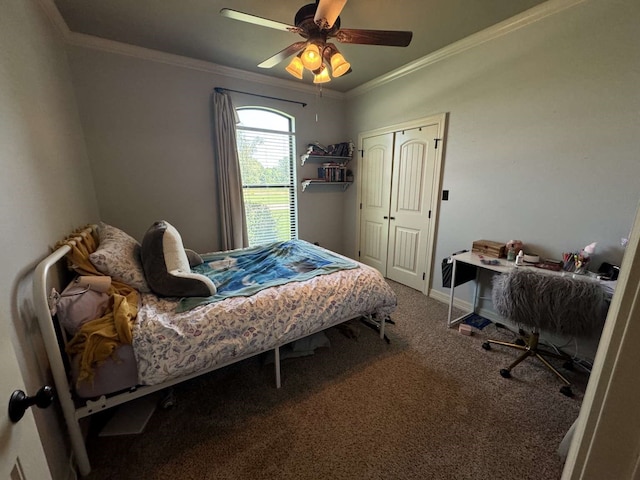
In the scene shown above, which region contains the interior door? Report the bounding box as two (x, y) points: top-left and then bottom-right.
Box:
(0, 316), (51, 479)
(358, 133), (394, 275)
(385, 125), (438, 290)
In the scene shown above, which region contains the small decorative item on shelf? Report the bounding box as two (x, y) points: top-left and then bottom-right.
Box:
(346, 169), (354, 182)
(306, 142), (329, 155)
(305, 141), (354, 158)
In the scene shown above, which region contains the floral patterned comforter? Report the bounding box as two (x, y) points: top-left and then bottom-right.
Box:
(133, 261), (396, 386)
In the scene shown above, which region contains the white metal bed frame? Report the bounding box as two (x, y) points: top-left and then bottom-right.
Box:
(33, 227), (386, 476)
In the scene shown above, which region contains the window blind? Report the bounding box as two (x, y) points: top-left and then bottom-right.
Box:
(236, 109), (297, 246)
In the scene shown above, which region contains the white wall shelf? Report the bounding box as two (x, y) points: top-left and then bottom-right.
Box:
(300, 154), (352, 166)
(301, 180), (352, 192)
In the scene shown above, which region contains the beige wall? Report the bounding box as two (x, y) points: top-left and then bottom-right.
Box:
(66, 47), (351, 254)
(345, 0), (640, 301)
(1, 0), (99, 478)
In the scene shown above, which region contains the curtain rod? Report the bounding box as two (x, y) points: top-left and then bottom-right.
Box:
(213, 87), (307, 107)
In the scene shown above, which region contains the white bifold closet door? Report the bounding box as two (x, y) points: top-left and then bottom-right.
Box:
(359, 124), (439, 291)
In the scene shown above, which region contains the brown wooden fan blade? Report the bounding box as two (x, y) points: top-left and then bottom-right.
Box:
(258, 42), (307, 68)
(220, 8), (301, 34)
(335, 29), (412, 47)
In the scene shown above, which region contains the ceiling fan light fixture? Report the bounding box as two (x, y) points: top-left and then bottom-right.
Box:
(329, 52), (350, 78)
(314, 0), (347, 30)
(285, 55), (304, 79)
(313, 65), (331, 84)
(301, 42), (323, 71)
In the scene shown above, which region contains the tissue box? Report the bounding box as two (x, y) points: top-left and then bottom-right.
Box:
(472, 240), (506, 258)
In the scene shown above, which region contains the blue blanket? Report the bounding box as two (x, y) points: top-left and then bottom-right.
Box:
(177, 240), (358, 312)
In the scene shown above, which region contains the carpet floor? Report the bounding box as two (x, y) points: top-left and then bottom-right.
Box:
(83, 280), (589, 479)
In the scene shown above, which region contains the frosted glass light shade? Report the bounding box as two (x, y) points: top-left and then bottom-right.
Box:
(330, 52), (350, 77)
(301, 43), (323, 71)
(313, 66), (331, 84)
(286, 56), (304, 79)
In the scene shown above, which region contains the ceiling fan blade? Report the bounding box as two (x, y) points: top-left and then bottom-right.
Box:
(314, 0), (347, 30)
(335, 28), (413, 47)
(220, 8), (301, 34)
(258, 42), (307, 68)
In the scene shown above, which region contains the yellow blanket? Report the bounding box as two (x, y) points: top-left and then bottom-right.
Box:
(58, 227), (139, 385)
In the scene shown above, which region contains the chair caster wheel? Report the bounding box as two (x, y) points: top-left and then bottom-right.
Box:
(515, 338), (526, 346)
(563, 361), (574, 370)
(500, 369), (511, 378)
(560, 386), (574, 397)
(482, 342), (491, 350)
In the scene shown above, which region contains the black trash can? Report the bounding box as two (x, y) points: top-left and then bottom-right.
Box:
(441, 250), (478, 288)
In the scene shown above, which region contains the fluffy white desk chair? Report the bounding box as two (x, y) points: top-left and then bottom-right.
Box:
(482, 269), (608, 397)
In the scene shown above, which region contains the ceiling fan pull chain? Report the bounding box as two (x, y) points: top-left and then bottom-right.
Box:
(315, 85), (324, 122)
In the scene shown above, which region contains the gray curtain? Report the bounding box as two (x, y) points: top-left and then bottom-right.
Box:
(211, 90), (249, 250)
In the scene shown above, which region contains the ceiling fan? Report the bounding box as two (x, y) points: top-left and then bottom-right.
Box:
(220, 0), (413, 84)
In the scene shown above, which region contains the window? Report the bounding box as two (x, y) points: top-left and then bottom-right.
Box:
(236, 108), (298, 246)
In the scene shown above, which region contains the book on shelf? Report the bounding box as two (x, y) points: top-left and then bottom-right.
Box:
(319, 163), (346, 182)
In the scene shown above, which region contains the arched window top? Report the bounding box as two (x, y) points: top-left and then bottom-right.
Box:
(237, 107), (293, 133)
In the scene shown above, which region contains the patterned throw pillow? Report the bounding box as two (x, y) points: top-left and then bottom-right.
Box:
(89, 222), (150, 292)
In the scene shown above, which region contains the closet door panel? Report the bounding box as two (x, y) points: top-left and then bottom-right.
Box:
(395, 142), (425, 213)
(390, 226), (419, 272)
(358, 134), (394, 275)
(386, 125), (438, 290)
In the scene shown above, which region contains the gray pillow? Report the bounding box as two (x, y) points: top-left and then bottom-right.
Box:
(140, 221), (216, 297)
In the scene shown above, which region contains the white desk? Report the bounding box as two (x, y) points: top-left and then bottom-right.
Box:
(447, 252), (604, 327)
(446, 251), (565, 327)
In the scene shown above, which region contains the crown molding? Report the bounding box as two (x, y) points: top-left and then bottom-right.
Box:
(346, 0), (586, 98)
(66, 32), (345, 100)
(37, 0), (71, 38)
(37, 0), (344, 101)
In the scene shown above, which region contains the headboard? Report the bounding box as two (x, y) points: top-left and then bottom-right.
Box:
(33, 225), (99, 477)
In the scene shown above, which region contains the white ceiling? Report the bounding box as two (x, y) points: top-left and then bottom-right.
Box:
(52, 0), (548, 93)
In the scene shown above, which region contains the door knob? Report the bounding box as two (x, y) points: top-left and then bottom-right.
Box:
(8, 386), (55, 423)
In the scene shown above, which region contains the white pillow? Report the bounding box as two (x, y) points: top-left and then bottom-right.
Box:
(89, 222), (150, 292)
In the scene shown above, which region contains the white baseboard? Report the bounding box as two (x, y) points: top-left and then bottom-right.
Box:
(428, 288), (472, 312)
(428, 288), (502, 324)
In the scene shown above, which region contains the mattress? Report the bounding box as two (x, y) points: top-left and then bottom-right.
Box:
(133, 261), (396, 386)
(72, 344), (139, 399)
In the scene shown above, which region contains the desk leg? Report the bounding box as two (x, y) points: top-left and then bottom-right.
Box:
(448, 260), (484, 328)
(447, 259), (457, 327)
(472, 268), (480, 313)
